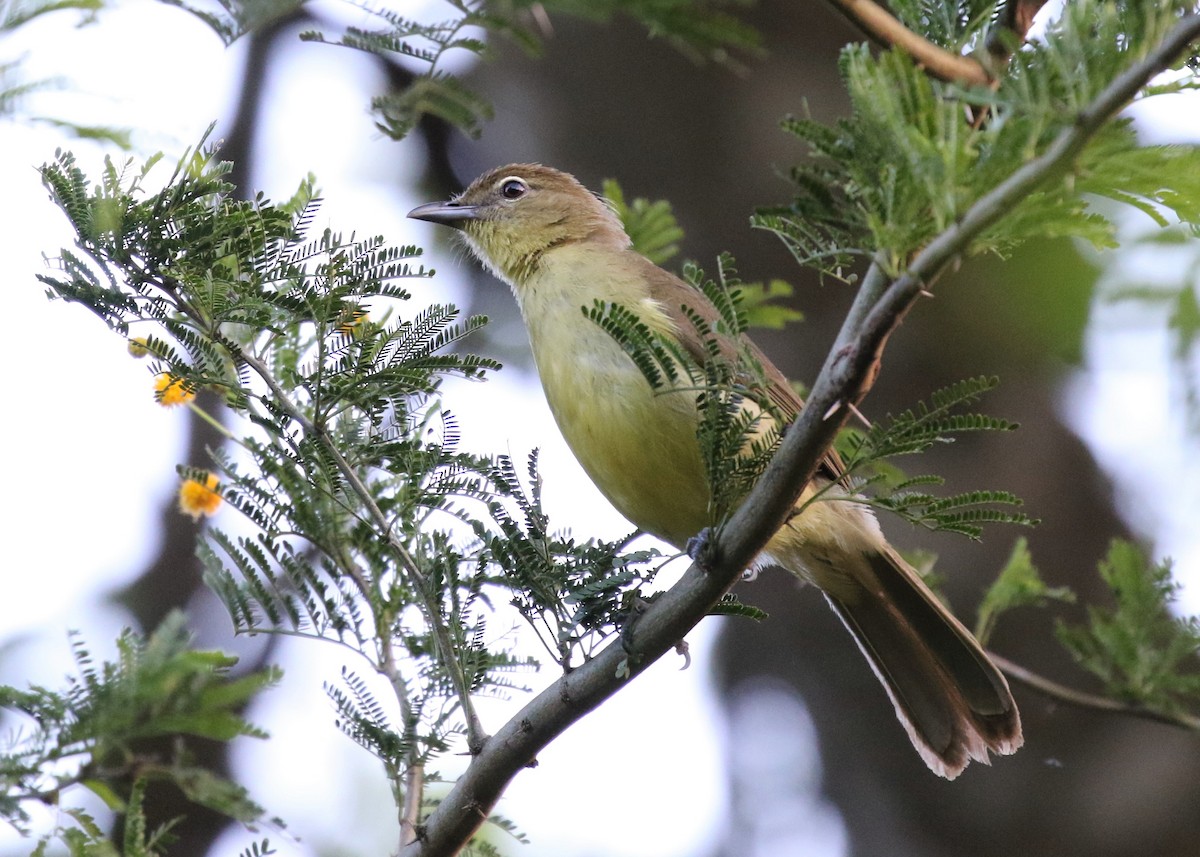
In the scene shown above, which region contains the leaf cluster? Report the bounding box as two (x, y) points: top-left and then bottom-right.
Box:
(1057, 540), (1200, 712)
(973, 537), (1200, 725)
(886, 0), (1002, 53)
(605, 177), (804, 330)
(0, 612), (278, 840)
(602, 177), (685, 265)
(834, 376), (1037, 538)
(38, 134), (512, 829)
(975, 536), (1076, 646)
(758, 0), (1200, 279)
(476, 450), (663, 670)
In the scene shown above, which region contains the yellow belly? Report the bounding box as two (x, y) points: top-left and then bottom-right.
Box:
(530, 319), (711, 549)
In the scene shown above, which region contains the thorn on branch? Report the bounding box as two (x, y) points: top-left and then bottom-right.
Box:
(529, 2), (554, 38)
(846, 402), (872, 428)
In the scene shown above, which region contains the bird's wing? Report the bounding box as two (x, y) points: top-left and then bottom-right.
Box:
(637, 255), (849, 484)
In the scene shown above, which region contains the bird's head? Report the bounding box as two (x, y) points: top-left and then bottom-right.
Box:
(408, 164), (629, 285)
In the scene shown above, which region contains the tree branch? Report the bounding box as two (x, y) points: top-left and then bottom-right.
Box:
(823, 0), (992, 86)
(402, 13), (1200, 856)
(380, 632), (425, 850)
(989, 652), (1200, 731)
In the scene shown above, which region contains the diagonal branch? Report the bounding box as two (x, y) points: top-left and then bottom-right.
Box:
(402, 13), (1200, 856)
(824, 0), (992, 85)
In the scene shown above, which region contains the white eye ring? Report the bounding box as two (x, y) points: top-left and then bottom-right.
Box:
(500, 177), (528, 200)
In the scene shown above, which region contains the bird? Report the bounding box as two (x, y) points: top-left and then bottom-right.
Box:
(408, 163), (1022, 778)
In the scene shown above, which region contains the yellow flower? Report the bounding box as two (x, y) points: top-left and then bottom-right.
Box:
(154, 373), (196, 407)
(128, 337), (151, 358)
(178, 472), (222, 520)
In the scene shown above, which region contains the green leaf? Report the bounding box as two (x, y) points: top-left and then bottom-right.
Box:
(171, 765), (273, 825)
(81, 779), (127, 812)
(734, 279), (804, 330)
(602, 178), (685, 265)
(762, 1), (1200, 274)
(0, 611), (278, 836)
(832, 377), (1035, 539)
(372, 71), (495, 140)
(708, 594), (768, 621)
(1056, 540), (1200, 710)
(975, 537), (1075, 646)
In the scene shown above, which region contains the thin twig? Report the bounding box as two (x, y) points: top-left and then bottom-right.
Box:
(989, 652), (1200, 731)
(381, 633), (426, 848)
(824, 0), (992, 86)
(403, 15), (1200, 856)
(234, 346), (490, 754)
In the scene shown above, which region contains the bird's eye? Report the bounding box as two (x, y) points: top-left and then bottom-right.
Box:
(500, 178), (528, 200)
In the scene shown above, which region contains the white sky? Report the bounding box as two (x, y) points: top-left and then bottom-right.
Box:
(1, 4), (1198, 857)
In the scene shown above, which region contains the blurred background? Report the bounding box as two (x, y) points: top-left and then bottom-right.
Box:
(2, 1), (1199, 856)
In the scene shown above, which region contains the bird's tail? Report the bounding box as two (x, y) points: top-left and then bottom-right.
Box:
(805, 543), (1022, 779)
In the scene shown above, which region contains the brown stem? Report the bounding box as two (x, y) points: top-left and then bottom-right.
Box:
(824, 0), (992, 86)
(989, 652), (1200, 732)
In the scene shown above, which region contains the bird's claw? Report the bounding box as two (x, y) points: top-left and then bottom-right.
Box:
(674, 639), (691, 671)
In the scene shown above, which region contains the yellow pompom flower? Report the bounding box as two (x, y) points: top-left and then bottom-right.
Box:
(128, 337), (151, 358)
(178, 472), (222, 520)
(154, 373), (196, 406)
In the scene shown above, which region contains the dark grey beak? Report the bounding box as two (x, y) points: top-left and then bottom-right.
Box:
(407, 200), (481, 229)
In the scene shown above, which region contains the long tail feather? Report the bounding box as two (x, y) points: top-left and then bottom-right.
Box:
(814, 545), (1022, 778)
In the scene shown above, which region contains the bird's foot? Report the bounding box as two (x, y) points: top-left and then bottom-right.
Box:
(686, 527), (717, 571)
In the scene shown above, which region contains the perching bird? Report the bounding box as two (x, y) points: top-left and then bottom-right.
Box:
(409, 164), (1022, 778)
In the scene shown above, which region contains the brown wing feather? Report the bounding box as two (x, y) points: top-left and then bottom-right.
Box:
(636, 255), (848, 484)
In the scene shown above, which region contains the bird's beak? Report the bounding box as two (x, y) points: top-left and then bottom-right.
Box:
(407, 200), (481, 229)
